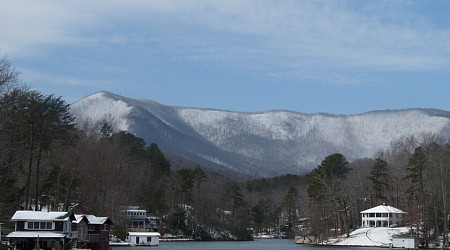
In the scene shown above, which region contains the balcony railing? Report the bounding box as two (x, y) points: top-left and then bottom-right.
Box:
(78, 233), (100, 242)
(66, 231), (78, 239)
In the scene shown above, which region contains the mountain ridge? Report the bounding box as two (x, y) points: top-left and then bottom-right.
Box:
(70, 91), (450, 177)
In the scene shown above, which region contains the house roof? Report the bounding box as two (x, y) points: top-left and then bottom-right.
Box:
(74, 214), (84, 223)
(7, 231), (66, 238)
(125, 209), (146, 212)
(127, 232), (160, 236)
(360, 204), (405, 214)
(84, 215), (111, 224)
(74, 214), (113, 225)
(10, 211), (74, 221)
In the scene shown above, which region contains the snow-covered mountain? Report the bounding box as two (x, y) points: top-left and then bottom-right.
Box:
(70, 91), (450, 177)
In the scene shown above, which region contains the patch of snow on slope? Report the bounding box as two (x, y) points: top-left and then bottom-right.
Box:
(177, 108), (244, 143)
(201, 154), (234, 170)
(328, 227), (410, 247)
(178, 109), (312, 142)
(178, 108), (449, 156)
(71, 92), (450, 175)
(71, 92), (132, 132)
(346, 110), (449, 152)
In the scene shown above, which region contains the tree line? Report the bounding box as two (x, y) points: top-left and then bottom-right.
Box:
(0, 55), (305, 240)
(305, 136), (450, 247)
(2, 55), (450, 244)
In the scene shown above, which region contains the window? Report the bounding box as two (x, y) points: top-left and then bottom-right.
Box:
(88, 225), (96, 231)
(27, 221), (53, 230)
(42, 222), (52, 229)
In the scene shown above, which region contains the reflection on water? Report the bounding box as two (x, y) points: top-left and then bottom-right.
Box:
(112, 239), (386, 250)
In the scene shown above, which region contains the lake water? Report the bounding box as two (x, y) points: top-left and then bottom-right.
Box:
(112, 239), (386, 250)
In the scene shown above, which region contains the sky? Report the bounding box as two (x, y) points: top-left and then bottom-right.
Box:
(1, 0), (449, 115)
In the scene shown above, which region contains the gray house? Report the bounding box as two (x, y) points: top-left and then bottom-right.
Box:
(7, 209), (77, 250)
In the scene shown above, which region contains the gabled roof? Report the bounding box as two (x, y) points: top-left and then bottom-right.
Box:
(11, 211), (74, 221)
(74, 214), (113, 225)
(74, 214), (84, 223)
(360, 204), (405, 214)
(84, 215), (111, 225)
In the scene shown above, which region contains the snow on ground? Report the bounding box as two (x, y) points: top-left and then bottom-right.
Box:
(326, 227), (410, 247)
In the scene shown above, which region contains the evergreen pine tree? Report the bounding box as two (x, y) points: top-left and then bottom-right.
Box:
(367, 158), (390, 204)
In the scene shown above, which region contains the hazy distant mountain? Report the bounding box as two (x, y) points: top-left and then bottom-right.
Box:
(70, 91), (450, 177)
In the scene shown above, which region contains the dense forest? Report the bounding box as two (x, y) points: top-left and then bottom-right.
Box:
(1, 55), (450, 245)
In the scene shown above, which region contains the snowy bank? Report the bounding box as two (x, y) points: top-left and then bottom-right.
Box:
(326, 227), (410, 247)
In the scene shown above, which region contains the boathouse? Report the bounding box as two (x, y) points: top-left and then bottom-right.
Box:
(392, 235), (420, 248)
(126, 231), (160, 246)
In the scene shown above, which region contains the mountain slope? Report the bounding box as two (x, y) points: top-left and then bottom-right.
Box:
(70, 91), (450, 176)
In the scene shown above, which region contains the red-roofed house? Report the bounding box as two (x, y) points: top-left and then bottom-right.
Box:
(361, 204), (405, 228)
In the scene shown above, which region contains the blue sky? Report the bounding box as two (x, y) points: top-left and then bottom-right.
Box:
(1, 1), (449, 114)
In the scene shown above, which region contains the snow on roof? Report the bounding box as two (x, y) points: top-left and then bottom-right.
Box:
(74, 214), (111, 224)
(127, 232), (160, 236)
(74, 214), (84, 223)
(11, 211), (72, 221)
(124, 209), (146, 212)
(84, 215), (109, 224)
(360, 204), (405, 214)
(7, 231), (66, 238)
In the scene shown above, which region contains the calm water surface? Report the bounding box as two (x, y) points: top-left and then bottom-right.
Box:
(112, 239), (385, 250)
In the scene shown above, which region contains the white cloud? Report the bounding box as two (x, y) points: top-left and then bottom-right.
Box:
(1, 0), (449, 81)
(0, 1), (99, 57)
(19, 68), (117, 88)
(118, 0), (450, 73)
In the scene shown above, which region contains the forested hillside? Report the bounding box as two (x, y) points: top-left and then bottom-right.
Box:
(1, 55), (450, 245)
(71, 91), (450, 177)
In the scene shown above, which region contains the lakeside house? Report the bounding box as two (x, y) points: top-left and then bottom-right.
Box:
(360, 204), (405, 228)
(6, 208), (113, 250)
(121, 206), (165, 232)
(6, 208), (77, 250)
(73, 214), (113, 250)
(122, 206), (148, 230)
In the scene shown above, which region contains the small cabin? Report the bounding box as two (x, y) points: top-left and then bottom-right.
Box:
(126, 231), (160, 246)
(361, 204), (405, 228)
